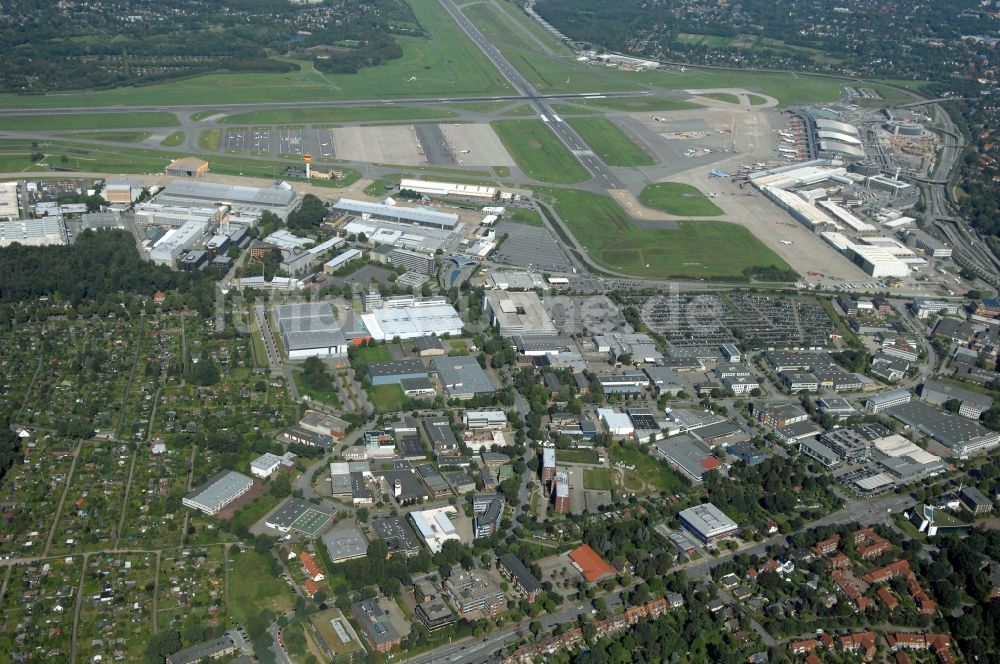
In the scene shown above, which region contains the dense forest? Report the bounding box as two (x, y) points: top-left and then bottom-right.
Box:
(0, 230), (202, 303)
(0, 0), (414, 92)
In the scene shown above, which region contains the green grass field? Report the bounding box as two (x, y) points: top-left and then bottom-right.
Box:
(159, 131), (185, 147)
(190, 110), (224, 121)
(0, 112), (178, 131)
(506, 207), (544, 227)
(66, 131), (151, 143)
(700, 92), (741, 104)
(221, 105), (456, 125)
(583, 468), (612, 490)
(561, 96), (702, 113)
(354, 344), (392, 365)
(556, 448), (600, 464)
(369, 384), (407, 413)
(0, 137), (359, 182)
(197, 129), (221, 152)
(639, 182), (724, 216)
(566, 117), (653, 167)
(611, 446), (690, 495)
(0, 0), (510, 110)
(542, 187), (792, 279)
(501, 104), (537, 116)
(492, 119), (589, 184)
(746, 93), (768, 106)
(229, 549), (296, 627)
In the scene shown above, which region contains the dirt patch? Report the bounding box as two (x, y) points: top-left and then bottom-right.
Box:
(216, 479), (269, 520)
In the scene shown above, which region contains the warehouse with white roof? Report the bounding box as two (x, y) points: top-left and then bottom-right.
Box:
(332, 198), (459, 231)
(399, 178), (498, 202)
(275, 302), (349, 359)
(361, 304), (463, 340)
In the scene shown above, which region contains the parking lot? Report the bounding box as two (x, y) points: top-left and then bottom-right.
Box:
(491, 221), (575, 273)
(224, 128), (247, 153)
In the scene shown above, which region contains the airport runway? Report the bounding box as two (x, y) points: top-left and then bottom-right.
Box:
(0, 91), (652, 116)
(437, 0), (621, 189)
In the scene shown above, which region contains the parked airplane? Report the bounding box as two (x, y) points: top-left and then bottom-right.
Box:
(781, 240), (793, 245)
(778, 130), (794, 138)
(677, 66), (688, 72)
(707, 192), (718, 198)
(709, 170), (730, 178)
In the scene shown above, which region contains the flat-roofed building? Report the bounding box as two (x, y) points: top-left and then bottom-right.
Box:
(408, 506), (461, 554)
(351, 598), (401, 653)
(415, 595), (455, 632)
(464, 410), (507, 430)
(886, 399), (1000, 455)
(323, 527), (369, 563)
(432, 356), (496, 400)
(362, 304), (463, 341)
(333, 197), (459, 230)
(653, 435), (723, 483)
(0, 217), (66, 247)
(166, 632), (240, 664)
(329, 462), (352, 497)
(445, 568), (504, 615)
(867, 389), (912, 413)
(372, 516), (422, 558)
(183, 470), (254, 515)
(799, 437), (841, 467)
(157, 178), (300, 219)
(484, 291), (558, 337)
(919, 380), (993, 419)
(678, 503), (739, 544)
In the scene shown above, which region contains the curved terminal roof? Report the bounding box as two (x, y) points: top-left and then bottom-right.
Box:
(817, 130), (863, 146)
(814, 118), (860, 136)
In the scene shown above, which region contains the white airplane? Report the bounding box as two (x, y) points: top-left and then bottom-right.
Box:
(677, 66), (688, 72)
(707, 192), (718, 198)
(778, 130), (793, 138)
(781, 240), (793, 245)
(460, 149), (470, 154)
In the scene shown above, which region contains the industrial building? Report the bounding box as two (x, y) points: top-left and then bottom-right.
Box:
(484, 291), (558, 337)
(654, 435), (722, 482)
(399, 178), (499, 202)
(134, 203), (222, 228)
(678, 503), (739, 544)
(150, 219), (208, 266)
(0, 181), (18, 219)
(553, 472), (570, 513)
(332, 198), (459, 231)
(104, 180), (143, 204)
(274, 301), (349, 359)
(0, 217), (66, 247)
(324, 248), (362, 273)
(156, 179), (300, 219)
(904, 229), (952, 258)
(919, 380), (993, 419)
(360, 304), (463, 341)
(886, 399), (1000, 455)
(367, 360), (429, 386)
(182, 470), (254, 515)
(372, 246), (437, 275)
(432, 356), (496, 400)
(165, 157), (209, 178)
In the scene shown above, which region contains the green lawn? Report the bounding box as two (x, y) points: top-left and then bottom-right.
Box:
(542, 187), (792, 279)
(229, 549), (296, 627)
(506, 207), (544, 227)
(293, 370), (341, 406)
(160, 131), (185, 147)
(639, 182), (724, 216)
(556, 448), (600, 464)
(65, 131), (152, 143)
(0, 137), (359, 183)
(196, 130), (221, 152)
(566, 117), (653, 167)
(369, 384), (407, 413)
(354, 344), (392, 365)
(746, 93), (768, 106)
(0, 112), (179, 131)
(583, 468), (612, 490)
(501, 104), (537, 116)
(561, 96), (702, 113)
(191, 110), (224, 121)
(611, 446), (689, 495)
(221, 106), (456, 125)
(492, 119), (589, 184)
(700, 92), (741, 104)
(229, 493), (281, 533)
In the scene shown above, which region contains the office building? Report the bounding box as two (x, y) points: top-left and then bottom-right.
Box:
(332, 198), (459, 230)
(866, 389), (912, 414)
(678, 503), (739, 544)
(351, 598), (401, 653)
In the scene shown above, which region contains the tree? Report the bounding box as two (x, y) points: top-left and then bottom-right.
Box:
(144, 630), (181, 664)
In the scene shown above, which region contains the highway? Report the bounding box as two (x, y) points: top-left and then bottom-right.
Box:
(437, 0), (621, 189)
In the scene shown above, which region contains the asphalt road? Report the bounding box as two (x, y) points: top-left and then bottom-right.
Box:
(437, 0), (621, 190)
